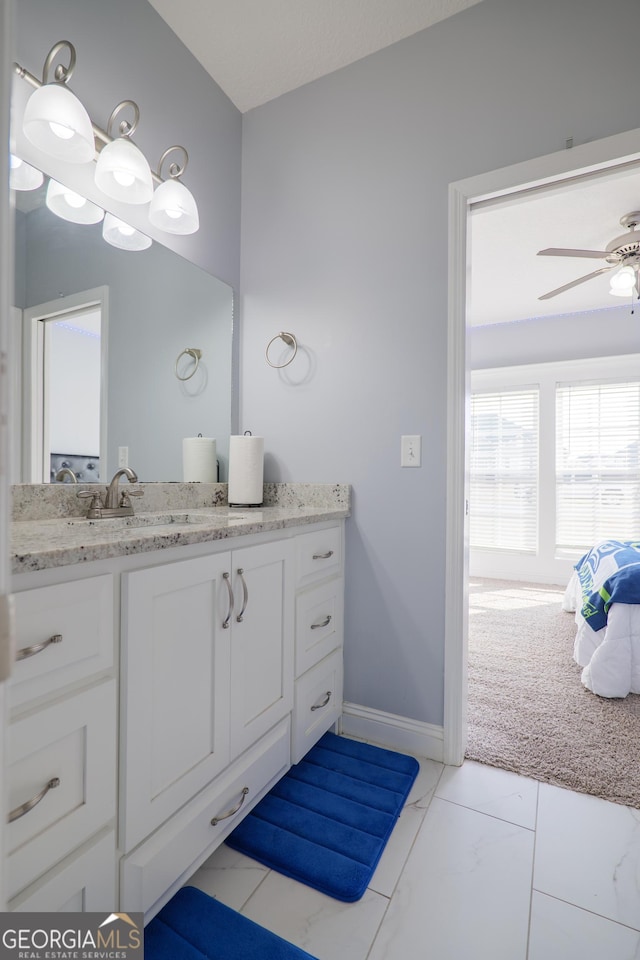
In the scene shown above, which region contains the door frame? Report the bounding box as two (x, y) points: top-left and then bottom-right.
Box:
(443, 127), (640, 766)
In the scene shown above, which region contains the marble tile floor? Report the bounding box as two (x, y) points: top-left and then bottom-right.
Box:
(187, 749), (640, 960)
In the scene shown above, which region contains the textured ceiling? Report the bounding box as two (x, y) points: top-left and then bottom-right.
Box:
(146, 0), (484, 113)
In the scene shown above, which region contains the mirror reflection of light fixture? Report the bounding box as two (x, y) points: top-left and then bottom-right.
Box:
(46, 178), (104, 225)
(149, 147), (199, 235)
(9, 154), (44, 191)
(14, 41), (199, 237)
(102, 212), (152, 251)
(94, 101), (153, 204)
(609, 264), (638, 297)
(20, 42), (95, 163)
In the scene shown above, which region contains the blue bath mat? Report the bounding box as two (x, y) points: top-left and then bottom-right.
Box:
(145, 885), (318, 959)
(226, 732), (420, 902)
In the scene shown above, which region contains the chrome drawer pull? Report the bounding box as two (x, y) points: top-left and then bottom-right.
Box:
(210, 786), (249, 825)
(311, 615), (332, 630)
(310, 691), (332, 712)
(236, 568), (248, 622)
(9, 777), (61, 823)
(222, 572), (234, 629)
(16, 633), (63, 662)
(312, 550), (334, 560)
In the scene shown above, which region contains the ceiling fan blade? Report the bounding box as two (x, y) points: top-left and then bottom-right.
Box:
(537, 247), (610, 259)
(538, 265), (614, 300)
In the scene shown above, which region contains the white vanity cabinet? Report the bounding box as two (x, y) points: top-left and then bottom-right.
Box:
(8, 514), (345, 920)
(292, 525), (344, 762)
(7, 573), (118, 911)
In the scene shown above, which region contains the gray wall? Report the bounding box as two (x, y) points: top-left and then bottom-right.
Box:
(239, 0), (640, 726)
(469, 304), (640, 369)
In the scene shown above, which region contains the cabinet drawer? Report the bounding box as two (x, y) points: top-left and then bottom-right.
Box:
(296, 525), (342, 588)
(121, 718), (291, 921)
(295, 577), (343, 677)
(9, 828), (117, 913)
(11, 574), (114, 709)
(292, 649), (343, 764)
(7, 679), (117, 899)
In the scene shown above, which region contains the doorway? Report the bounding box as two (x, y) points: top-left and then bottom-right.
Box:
(443, 127), (640, 767)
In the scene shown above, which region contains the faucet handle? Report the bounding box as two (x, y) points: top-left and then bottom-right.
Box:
(76, 489), (104, 518)
(120, 489), (144, 507)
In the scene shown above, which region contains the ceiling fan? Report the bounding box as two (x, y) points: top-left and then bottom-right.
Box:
(537, 211), (640, 300)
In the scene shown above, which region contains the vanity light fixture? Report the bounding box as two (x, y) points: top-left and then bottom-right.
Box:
(14, 41), (199, 235)
(20, 41), (95, 163)
(9, 154), (43, 191)
(102, 212), (152, 251)
(46, 177), (104, 225)
(94, 101), (154, 205)
(148, 147), (199, 235)
(609, 264), (638, 297)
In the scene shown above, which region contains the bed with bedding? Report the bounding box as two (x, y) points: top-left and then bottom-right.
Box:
(564, 539), (640, 698)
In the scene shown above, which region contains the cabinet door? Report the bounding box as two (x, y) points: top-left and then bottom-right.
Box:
(121, 553), (232, 852)
(229, 540), (294, 758)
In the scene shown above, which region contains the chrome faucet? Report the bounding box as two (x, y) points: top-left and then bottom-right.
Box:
(105, 466), (139, 509)
(55, 467), (77, 483)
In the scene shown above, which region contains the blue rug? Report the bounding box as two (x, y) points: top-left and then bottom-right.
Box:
(226, 732), (420, 902)
(145, 886), (318, 959)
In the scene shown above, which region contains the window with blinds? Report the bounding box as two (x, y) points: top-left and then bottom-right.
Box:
(470, 388), (539, 553)
(556, 379), (640, 552)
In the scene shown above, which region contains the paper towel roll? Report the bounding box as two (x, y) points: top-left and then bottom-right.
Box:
(183, 437), (217, 482)
(228, 434), (264, 505)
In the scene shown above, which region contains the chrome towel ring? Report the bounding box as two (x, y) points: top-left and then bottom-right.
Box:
(266, 332), (297, 369)
(175, 347), (202, 381)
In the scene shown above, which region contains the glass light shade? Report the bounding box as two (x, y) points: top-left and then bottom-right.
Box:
(46, 178), (104, 224)
(610, 265), (637, 296)
(95, 138), (153, 204)
(102, 213), (152, 251)
(22, 84), (95, 163)
(148, 178), (199, 234)
(9, 155), (44, 191)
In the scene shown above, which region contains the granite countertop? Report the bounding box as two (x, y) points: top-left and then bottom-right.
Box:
(11, 484), (351, 574)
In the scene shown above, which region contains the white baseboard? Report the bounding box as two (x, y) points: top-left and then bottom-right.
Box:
(340, 702), (444, 762)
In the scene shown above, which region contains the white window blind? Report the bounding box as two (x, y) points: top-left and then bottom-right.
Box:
(556, 379), (640, 552)
(470, 388), (539, 553)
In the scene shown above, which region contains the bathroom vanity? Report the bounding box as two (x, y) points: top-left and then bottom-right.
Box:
(6, 483), (349, 921)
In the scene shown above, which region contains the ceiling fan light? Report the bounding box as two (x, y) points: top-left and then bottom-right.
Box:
(10, 154), (44, 191)
(95, 138), (154, 204)
(610, 265), (637, 295)
(46, 178), (104, 224)
(22, 84), (95, 163)
(148, 178), (199, 234)
(103, 212), (152, 251)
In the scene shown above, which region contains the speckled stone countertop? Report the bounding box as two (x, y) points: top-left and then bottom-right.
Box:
(11, 483), (350, 574)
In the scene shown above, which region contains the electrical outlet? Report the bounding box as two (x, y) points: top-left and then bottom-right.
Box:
(118, 446), (129, 468)
(401, 435), (421, 467)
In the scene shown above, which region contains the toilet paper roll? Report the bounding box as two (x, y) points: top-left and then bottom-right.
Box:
(183, 437), (217, 483)
(228, 435), (264, 505)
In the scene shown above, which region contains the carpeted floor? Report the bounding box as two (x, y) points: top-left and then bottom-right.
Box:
(466, 578), (640, 809)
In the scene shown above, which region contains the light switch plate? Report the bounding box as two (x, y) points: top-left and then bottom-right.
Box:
(401, 435), (421, 467)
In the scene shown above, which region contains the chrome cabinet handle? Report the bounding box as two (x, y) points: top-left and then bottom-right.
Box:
(236, 568), (248, 622)
(310, 691), (332, 712)
(222, 572), (234, 629)
(9, 777), (60, 823)
(210, 786), (249, 825)
(16, 633), (62, 661)
(310, 615), (332, 631)
(312, 550), (334, 560)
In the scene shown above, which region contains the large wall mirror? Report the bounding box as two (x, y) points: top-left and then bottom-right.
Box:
(11, 162), (234, 484)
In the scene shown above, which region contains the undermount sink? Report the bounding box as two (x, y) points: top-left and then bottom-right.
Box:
(64, 510), (252, 530)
